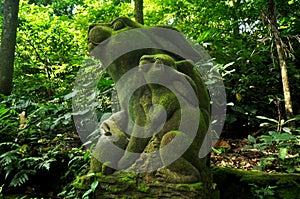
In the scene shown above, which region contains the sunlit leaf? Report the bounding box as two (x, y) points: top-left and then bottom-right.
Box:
(282, 127), (291, 133)
(236, 93), (242, 102)
(279, 148), (288, 160)
(91, 181), (99, 192)
(256, 116), (278, 123)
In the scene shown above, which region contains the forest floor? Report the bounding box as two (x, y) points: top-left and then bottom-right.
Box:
(4, 135), (295, 198)
(212, 138), (260, 170)
(65, 133), (285, 173)
(211, 138), (280, 173)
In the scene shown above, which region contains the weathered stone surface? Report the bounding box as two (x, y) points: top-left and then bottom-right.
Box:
(87, 16), (212, 197)
(74, 171), (213, 199)
(212, 166), (300, 199)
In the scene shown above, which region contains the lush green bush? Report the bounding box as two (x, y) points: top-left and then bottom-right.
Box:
(246, 115), (300, 173)
(0, 94), (90, 195)
(15, 1), (87, 100)
(145, 0), (300, 133)
(0, 0), (124, 195)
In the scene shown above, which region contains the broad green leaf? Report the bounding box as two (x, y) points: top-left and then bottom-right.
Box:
(269, 131), (279, 137)
(91, 181), (99, 192)
(259, 135), (272, 144)
(282, 127), (291, 133)
(279, 148), (288, 160)
(273, 133), (295, 142)
(248, 135), (256, 144)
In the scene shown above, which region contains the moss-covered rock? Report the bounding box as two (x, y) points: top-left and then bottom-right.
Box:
(74, 171), (214, 199)
(212, 166), (300, 199)
(76, 166), (300, 198)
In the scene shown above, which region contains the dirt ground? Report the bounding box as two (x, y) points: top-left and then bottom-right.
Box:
(211, 138), (288, 173)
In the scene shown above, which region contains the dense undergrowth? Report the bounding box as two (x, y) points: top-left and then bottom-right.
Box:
(0, 0), (300, 198)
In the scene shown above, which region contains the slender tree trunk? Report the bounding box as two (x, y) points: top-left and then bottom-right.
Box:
(262, 0), (294, 126)
(0, 0), (19, 95)
(134, 0), (144, 25)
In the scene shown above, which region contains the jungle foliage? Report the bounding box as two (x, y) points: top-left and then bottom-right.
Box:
(0, 0), (299, 197)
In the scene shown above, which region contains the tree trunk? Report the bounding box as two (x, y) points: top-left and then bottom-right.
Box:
(262, 0), (294, 125)
(134, 0), (144, 25)
(0, 0), (19, 95)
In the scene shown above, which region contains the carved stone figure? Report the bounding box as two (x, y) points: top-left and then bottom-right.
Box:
(88, 16), (211, 184)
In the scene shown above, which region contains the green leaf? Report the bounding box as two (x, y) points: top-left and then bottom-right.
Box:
(91, 181), (99, 192)
(273, 133), (295, 142)
(286, 166), (296, 173)
(83, 151), (91, 161)
(0, 107), (9, 120)
(259, 135), (272, 144)
(282, 127), (291, 133)
(253, 143), (267, 151)
(36, 158), (56, 170)
(269, 131), (280, 137)
(285, 115), (300, 124)
(279, 148), (288, 160)
(243, 145), (253, 150)
(9, 170), (34, 187)
(256, 116), (278, 124)
(212, 147), (222, 154)
(86, 173), (95, 177)
(259, 122), (271, 127)
(223, 61), (235, 69)
(248, 135), (256, 144)
(82, 189), (92, 198)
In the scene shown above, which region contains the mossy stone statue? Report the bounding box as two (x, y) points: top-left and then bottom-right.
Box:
(87, 16), (212, 198)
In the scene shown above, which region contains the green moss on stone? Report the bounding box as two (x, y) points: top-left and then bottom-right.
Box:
(118, 172), (139, 185)
(176, 182), (202, 190)
(212, 166), (300, 199)
(138, 184), (150, 192)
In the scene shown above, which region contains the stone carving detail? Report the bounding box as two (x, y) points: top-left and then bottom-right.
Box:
(88, 17), (210, 183)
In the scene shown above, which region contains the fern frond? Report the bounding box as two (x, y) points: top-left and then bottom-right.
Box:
(35, 158), (56, 170)
(0, 149), (20, 166)
(9, 170), (35, 187)
(19, 157), (43, 167)
(0, 142), (20, 148)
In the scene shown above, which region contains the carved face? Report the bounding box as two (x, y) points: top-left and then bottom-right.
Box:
(88, 16), (143, 51)
(139, 54), (178, 81)
(99, 116), (129, 149)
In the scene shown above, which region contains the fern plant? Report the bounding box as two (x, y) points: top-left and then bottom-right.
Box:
(0, 142), (58, 189)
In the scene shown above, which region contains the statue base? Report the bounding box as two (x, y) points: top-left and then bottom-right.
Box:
(73, 171), (216, 199)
